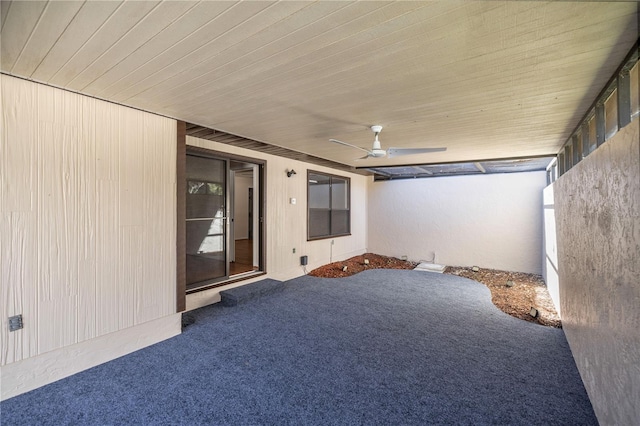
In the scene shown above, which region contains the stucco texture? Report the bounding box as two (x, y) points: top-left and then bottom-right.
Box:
(553, 117), (640, 426)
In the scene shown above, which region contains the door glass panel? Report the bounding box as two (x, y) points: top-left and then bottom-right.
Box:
(186, 155), (227, 287)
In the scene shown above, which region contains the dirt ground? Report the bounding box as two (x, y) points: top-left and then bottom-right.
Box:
(308, 253), (561, 328)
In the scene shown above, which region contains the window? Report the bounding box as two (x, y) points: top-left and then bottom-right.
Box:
(555, 43), (638, 170)
(604, 89), (618, 140)
(564, 144), (572, 171)
(631, 61), (639, 120)
(587, 115), (597, 154)
(572, 133), (581, 165)
(308, 171), (350, 240)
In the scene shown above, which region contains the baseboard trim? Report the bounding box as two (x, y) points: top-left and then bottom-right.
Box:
(1, 313), (181, 401)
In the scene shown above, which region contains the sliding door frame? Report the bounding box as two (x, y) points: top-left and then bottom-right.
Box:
(177, 122), (186, 312)
(178, 140), (266, 298)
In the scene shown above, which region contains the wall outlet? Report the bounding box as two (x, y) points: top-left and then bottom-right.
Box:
(293, 248), (296, 253)
(9, 314), (23, 332)
(331, 240), (335, 245)
(300, 255), (308, 266)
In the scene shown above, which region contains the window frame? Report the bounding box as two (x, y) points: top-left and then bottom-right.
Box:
(307, 170), (351, 241)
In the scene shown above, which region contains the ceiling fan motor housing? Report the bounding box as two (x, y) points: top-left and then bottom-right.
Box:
(372, 125), (383, 152)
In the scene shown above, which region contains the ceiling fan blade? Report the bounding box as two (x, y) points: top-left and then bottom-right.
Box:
(387, 147), (447, 158)
(354, 154), (371, 161)
(329, 139), (372, 155)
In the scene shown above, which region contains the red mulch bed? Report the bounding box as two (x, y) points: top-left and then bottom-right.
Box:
(308, 253), (561, 328)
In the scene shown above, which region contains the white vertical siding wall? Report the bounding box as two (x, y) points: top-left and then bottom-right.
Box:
(185, 136), (368, 309)
(367, 171), (547, 274)
(1, 76), (179, 398)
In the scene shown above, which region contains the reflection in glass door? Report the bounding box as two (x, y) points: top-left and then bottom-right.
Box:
(186, 155), (228, 287)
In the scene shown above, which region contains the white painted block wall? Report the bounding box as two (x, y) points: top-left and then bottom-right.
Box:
(1, 76), (180, 400)
(368, 171), (547, 274)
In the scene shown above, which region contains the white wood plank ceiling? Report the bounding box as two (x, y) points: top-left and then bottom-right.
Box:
(1, 1), (638, 167)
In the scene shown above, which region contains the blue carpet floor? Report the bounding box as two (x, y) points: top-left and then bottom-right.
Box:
(219, 278), (284, 306)
(1, 270), (596, 425)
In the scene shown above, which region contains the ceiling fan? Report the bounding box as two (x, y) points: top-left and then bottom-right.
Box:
(329, 125), (446, 159)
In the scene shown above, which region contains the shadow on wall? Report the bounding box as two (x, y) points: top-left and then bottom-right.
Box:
(543, 184), (561, 316)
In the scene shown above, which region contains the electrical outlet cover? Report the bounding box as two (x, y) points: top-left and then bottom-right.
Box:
(9, 314), (23, 331)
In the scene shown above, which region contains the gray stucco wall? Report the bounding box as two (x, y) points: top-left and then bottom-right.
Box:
(552, 117), (639, 425)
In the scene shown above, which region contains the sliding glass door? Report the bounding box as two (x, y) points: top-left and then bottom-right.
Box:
(186, 154), (228, 287)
